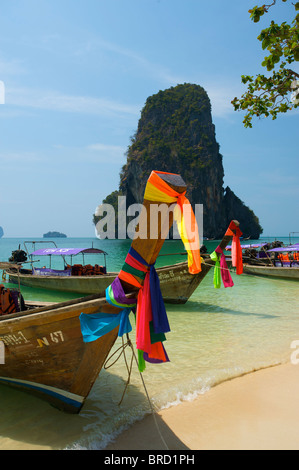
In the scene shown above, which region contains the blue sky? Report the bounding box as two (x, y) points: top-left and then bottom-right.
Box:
(0, 0), (298, 238)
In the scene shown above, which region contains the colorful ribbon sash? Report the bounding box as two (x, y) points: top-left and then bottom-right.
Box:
(144, 171), (201, 275)
(79, 277), (136, 343)
(119, 246), (170, 371)
(80, 171), (204, 373)
(225, 221), (243, 275)
(210, 246), (234, 289)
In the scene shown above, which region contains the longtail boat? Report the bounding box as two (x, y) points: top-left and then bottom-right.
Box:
(6, 246), (210, 304)
(242, 243), (299, 281)
(0, 171), (242, 413)
(5, 258), (218, 304)
(242, 264), (299, 280)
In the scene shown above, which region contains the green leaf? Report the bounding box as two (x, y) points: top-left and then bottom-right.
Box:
(235, 1), (299, 127)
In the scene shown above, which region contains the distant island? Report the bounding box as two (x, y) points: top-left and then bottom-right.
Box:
(43, 231), (67, 238)
(0, 226), (3, 238)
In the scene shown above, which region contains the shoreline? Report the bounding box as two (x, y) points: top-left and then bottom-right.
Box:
(105, 362), (299, 451)
(1, 362), (298, 450)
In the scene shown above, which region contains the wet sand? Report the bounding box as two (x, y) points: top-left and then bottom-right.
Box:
(1, 362), (298, 450)
(106, 362), (299, 451)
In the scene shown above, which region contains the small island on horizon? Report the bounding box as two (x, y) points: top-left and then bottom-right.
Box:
(43, 231), (67, 238)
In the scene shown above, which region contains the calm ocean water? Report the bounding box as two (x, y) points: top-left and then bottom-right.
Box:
(0, 235), (298, 449)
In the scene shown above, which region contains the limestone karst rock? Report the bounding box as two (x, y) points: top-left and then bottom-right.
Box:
(96, 84), (263, 239)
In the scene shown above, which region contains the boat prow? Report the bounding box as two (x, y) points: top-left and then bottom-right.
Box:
(243, 264), (299, 280)
(0, 171), (241, 412)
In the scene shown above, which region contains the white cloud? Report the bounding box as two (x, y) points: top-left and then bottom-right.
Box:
(5, 86), (140, 117)
(86, 143), (126, 163)
(69, 35), (186, 88)
(0, 151), (43, 162)
(51, 142), (127, 164)
(0, 57), (26, 76)
(207, 87), (236, 118)
(87, 143), (125, 152)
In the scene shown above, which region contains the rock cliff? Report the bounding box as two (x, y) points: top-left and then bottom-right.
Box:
(97, 84), (263, 239)
(0, 226), (3, 238)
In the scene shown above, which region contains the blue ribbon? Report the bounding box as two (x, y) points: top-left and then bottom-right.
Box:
(79, 308), (132, 343)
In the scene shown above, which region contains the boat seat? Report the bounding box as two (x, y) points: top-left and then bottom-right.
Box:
(70, 264), (106, 276)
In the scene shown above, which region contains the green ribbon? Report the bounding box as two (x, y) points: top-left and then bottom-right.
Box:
(210, 251), (221, 289)
(121, 262), (146, 280)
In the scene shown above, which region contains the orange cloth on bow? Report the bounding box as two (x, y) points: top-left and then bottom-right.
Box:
(144, 171), (201, 275)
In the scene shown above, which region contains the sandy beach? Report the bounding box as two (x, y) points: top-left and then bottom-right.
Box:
(106, 362), (299, 451)
(1, 362), (299, 450)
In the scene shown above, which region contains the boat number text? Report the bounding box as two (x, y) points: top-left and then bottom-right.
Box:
(0, 331), (30, 346)
(0, 330), (65, 348)
(36, 330), (65, 348)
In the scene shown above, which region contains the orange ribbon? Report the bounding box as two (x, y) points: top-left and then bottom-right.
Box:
(145, 171), (201, 275)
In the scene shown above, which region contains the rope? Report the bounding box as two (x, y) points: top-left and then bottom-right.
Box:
(103, 333), (169, 450)
(104, 336), (134, 406)
(127, 335), (169, 450)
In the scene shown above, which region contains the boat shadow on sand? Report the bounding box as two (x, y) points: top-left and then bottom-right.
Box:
(0, 369), (189, 450)
(173, 300), (280, 320)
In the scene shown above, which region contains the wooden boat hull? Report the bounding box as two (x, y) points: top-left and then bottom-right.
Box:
(243, 264), (299, 280)
(0, 296), (119, 413)
(0, 263), (213, 413)
(6, 261), (212, 304)
(7, 270), (117, 295)
(0, 170), (240, 413)
(157, 261), (212, 303)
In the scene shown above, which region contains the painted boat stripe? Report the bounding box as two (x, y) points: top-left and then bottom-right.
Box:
(0, 376), (84, 408)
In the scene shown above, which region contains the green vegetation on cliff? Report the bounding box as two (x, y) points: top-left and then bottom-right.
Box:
(95, 83), (263, 239)
(121, 83), (216, 187)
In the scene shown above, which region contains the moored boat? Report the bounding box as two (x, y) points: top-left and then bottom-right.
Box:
(0, 291), (120, 413)
(225, 241), (285, 267)
(242, 243), (299, 280)
(242, 264), (299, 280)
(0, 171), (242, 412)
(5, 241), (231, 304)
(5, 257), (212, 304)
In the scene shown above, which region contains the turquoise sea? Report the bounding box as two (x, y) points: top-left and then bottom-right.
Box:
(0, 235), (298, 450)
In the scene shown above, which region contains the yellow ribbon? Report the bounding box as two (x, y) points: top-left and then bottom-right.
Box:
(144, 171), (201, 274)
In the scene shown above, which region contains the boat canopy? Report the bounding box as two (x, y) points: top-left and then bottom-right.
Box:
(30, 247), (108, 256)
(267, 244), (299, 253)
(225, 243), (267, 251)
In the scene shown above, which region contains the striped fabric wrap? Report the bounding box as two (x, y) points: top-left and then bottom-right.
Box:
(119, 171), (203, 371)
(144, 171), (201, 275)
(119, 246), (169, 372)
(80, 171), (202, 373)
(225, 221), (243, 275)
